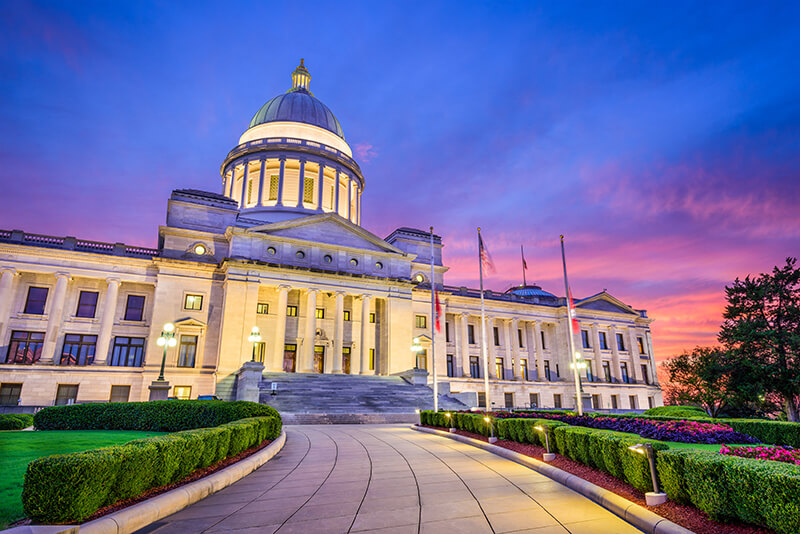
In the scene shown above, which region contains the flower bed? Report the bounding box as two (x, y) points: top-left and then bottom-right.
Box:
(720, 444), (800, 466)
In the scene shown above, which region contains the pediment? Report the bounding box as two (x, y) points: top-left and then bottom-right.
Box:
(246, 214), (406, 255)
(576, 292), (639, 316)
(174, 317), (207, 328)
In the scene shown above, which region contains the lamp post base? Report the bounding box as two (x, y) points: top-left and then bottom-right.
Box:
(449, 428), (456, 433)
(542, 453), (556, 462)
(645, 492), (668, 506)
(488, 437), (498, 443)
(148, 380), (171, 401)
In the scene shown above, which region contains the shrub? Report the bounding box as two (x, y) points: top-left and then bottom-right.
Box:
(33, 400), (280, 431)
(0, 413), (34, 430)
(645, 405), (707, 418)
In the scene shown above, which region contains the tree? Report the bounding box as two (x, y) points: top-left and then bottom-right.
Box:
(660, 346), (762, 417)
(719, 257), (800, 422)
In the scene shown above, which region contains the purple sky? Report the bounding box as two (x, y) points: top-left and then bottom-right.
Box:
(1, 1), (799, 363)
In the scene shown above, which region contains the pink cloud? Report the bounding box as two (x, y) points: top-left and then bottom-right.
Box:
(354, 143), (378, 162)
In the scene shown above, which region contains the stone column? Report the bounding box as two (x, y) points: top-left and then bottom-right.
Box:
(533, 321), (546, 380)
(646, 331), (658, 384)
(510, 318), (520, 380)
(629, 328), (642, 382)
(298, 160), (306, 206)
(257, 158), (266, 206)
(332, 291), (345, 373)
(240, 161), (249, 207)
(458, 313), (470, 377)
(502, 319), (514, 380)
(277, 157), (286, 206)
(317, 164), (325, 211)
(271, 285), (289, 371)
(0, 268), (18, 345)
(486, 316), (496, 378)
(359, 294), (371, 374)
(300, 289), (318, 373)
(41, 273), (70, 364)
(334, 169), (340, 214)
(93, 278), (120, 365)
(345, 178), (352, 220)
(609, 325), (622, 383)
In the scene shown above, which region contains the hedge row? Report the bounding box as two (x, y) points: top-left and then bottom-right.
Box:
(33, 400), (280, 432)
(22, 415), (281, 524)
(421, 411), (494, 436)
(0, 413), (34, 430)
(657, 449), (800, 534)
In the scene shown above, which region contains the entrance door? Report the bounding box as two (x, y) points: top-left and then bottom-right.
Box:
(313, 345), (325, 373)
(342, 347), (351, 374)
(283, 344), (297, 373)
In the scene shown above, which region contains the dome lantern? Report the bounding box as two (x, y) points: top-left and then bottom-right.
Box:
(289, 59), (312, 94)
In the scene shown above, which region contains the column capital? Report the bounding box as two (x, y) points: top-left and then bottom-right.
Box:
(105, 277), (121, 286)
(458, 312), (469, 320)
(276, 284), (291, 292)
(0, 267), (18, 277)
(359, 294), (372, 301)
(332, 290), (346, 298)
(305, 288), (321, 296)
(54, 272), (72, 281)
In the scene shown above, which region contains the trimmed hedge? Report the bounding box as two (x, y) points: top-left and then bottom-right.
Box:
(33, 400), (279, 432)
(22, 415), (281, 524)
(0, 413), (34, 430)
(644, 405), (707, 418)
(657, 449), (800, 534)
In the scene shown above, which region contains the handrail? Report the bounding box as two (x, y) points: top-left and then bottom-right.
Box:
(0, 229), (160, 258)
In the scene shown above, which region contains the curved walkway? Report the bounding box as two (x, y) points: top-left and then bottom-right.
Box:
(135, 425), (642, 534)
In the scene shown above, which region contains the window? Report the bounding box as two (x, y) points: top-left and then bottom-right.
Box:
(493, 326), (500, 346)
(343, 310), (351, 321)
(544, 360), (551, 381)
(109, 385), (131, 403)
(641, 364), (650, 385)
(24, 287), (48, 315)
(599, 331), (608, 350)
(60, 334), (97, 366)
(287, 305), (298, 317)
(269, 175), (279, 200)
(76, 291), (99, 318)
(648, 396), (655, 409)
(323, 254), (333, 263)
(529, 393), (539, 408)
(6, 331), (45, 364)
(592, 394), (601, 410)
(468, 325), (475, 344)
(496, 357), (505, 380)
(415, 315), (427, 329)
(504, 392), (514, 408)
(178, 335), (198, 367)
(603, 361), (612, 382)
(445, 322), (451, 342)
(254, 342), (266, 363)
(55, 384), (79, 406)
(621, 362), (630, 384)
(616, 333), (626, 351)
(369, 312), (376, 323)
(342, 347), (351, 373)
(553, 394), (562, 409)
(470, 356), (480, 378)
(174, 386), (192, 400)
(520, 358), (528, 380)
(586, 360), (594, 382)
(637, 336), (646, 354)
(124, 295), (145, 321)
(109, 337), (145, 367)
(375, 261), (383, 270)
(267, 246), (277, 255)
(446, 355), (454, 377)
(556, 364), (560, 378)
(369, 348), (375, 370)
(315, 308), (325, 319)
(0, 383), (22, 406)
(350, 258), (358, 267)
(478, 392), (486, 408)
(247, 179), (254, 204)
(257, 303), (269, 314)
(540, 330), (547, 350)
(581, 330), (591, 349)
(184, 294), (203, 311)
(303, 177), (314, 203)
(629, 395), (638, 410)
(518, 329), (524, 348)
(611, 395), (619, 410)
(296, 250), (305, 259)
(416, 348), (427, 370)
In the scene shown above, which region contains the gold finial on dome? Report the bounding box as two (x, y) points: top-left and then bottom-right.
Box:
(290, 59), (312, 93)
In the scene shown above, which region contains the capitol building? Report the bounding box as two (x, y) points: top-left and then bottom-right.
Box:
(0, 61), (662, 411)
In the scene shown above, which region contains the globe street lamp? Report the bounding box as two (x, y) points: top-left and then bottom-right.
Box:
(155, 322), (177, 381)
(248, 326), (262, 362)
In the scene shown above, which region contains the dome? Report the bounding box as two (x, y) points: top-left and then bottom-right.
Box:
(506, 285), (557, 299)
(247, 60), (345, 139)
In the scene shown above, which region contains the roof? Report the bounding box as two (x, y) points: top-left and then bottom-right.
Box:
(505, 285), (558, 299)
(248, 88), (344, 139)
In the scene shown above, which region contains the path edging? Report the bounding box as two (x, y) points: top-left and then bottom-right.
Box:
(2, 431), (287, 534)
(412, 425), (693, 534)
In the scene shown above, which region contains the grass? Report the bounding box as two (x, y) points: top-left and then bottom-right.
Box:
(0, 430), (166, 529)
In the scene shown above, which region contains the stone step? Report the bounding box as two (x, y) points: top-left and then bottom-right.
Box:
(282, 413), (419, 425)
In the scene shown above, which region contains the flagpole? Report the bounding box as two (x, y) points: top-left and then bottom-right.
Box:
(430, 226), (438, 413)
(521, 245), (527, 286)
(560, 235), (584, 416)
(478, 228), (491, 412)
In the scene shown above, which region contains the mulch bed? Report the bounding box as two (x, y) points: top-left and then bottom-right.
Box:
(421, 426), (772, 534)
(13, 439), (273, 528)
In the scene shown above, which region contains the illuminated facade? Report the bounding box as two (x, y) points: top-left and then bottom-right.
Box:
(0, 61), (662, 410)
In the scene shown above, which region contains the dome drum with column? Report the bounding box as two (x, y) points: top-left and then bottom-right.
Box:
(220, 60), (364, 225)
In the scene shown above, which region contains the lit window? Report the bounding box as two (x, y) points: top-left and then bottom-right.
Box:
(303, 177), (314, 203)
(247, 180), (254, 204)
(369, 312), (375, 323)
(24, 287), (48, 315)
(375, 261), (383, 270)
(173, 386), (192, 400)
(257, 303), (269, 314)
(287, 305), (298, 317)
(296, 251), (305, 259)
(350, 258), (358, 266)
(415, 315), (427, 328)
(75, 291), (99, 318)
(269, 175), (280, 200)
(267, 246), (277, 255)
(178, 335), (198, 367)
(193, 244), (206, 255)
(638, 337), (646, 354)
(315, 308), (325, 319)
(413, 273), (424, 283)
(369, 348), (375, 370)
(184, 294), (203, 311)
(344, 310), (351, 321)
(124, 295), (145, 321)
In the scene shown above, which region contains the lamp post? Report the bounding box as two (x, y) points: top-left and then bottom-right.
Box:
(570, 352), (588, 410)
(248, 326), (262, 362)
(411, 337), (423, 366)
(155, 322), (177, 381)
(628, 443), (667, 505)
(534, 425), (556, 461)
(484, 415), (497, 443)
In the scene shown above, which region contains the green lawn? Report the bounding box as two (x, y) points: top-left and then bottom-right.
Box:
(0, 430), (166, 529)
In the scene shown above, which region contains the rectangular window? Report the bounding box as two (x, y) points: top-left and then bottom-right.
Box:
(109, 337), (145, 367)
(446, 355), (454, 377)
(504, 392), (514, 408)
(174, 386), (192, 400)
(178, 335), (198, 367)
(478, 392), (486, 408)
(6, 331), (45, 364)
(124, 295), (145, 321)
(303, 177), (314, 203)
(599, 331), (608, 350)
(581, 330), (591, 349)
(254, 342), (266, 363)
(269, 175), (280, 200)
(493, 326), (500, 346)
(109, 385), (131, 403)
(556, 363), (560, 378)
(603, 361), (612, 382)
(287, 305), (298, 317)
(0, 383), (22, 406)
(247, 179), (254, 204)
(60, 334), (97, 366)
(592, 394), (601, 410)
(616, 333), (625, 351)
(445, 322), (451, 342)
(344, 310), (351, 321)
(540, 330), (547, 350)
(55, 384), (79, 406)
(553, 394), (562, 409)
(75, 291), (99, 318)
(257, 303), (269, 314)
(468, 325), (475, 344)
(470, 356), (480, 378)
(641, 364), (650, 385)
(529, 393), (539, 408)
(520, 358), (528, 380)
(416, 348), (427, 370)
(611, 395), (619, 410)
(621, 362), (630, 383)
(518, 329), (524, 348)
(629, 395), (638, 410)
(415, 315), (427, 329)
(369, 312), (376, 323)
(648, 396), (655, 409)
(24, 286), (48, 315)
(315, 308), (325, 319)
(544, 360), (551, 381)
(496, 357), (504, 380)
(638, 336), (646, 354)
(369, 348), (375, 370)
(184, 294), (203, 311)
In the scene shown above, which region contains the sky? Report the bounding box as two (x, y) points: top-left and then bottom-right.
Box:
(1, 1), (798, 365)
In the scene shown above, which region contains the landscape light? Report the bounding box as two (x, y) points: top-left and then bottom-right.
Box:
(534, 425), (554, 460)
(627, 443), (667, 505)
(445, 412), (451, 418)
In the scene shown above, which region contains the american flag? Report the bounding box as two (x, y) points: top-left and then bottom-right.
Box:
(568, 287), (580, 334)
(478, 232), (495, 273)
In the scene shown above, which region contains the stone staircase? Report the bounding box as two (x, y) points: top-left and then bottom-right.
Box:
(258, 372), (467, 423)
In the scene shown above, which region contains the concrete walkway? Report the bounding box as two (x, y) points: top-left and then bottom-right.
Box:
(134, 425), (642, 534)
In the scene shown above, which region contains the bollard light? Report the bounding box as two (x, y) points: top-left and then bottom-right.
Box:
(628, 443), (667, 505)
(484, 415), (497, 443)
(445, 412), (456, 432)
(534, 425), (555, 461)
